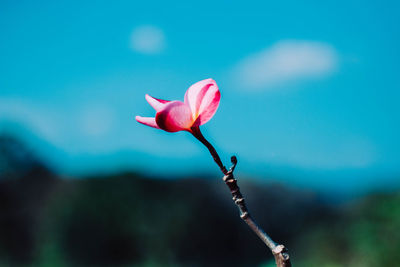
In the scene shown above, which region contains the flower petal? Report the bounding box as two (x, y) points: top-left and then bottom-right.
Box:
(184, 78), (220, 125)
(145, 94), (170, 111)
(135, 116), (160, 129)
(155, 101), (193, 132)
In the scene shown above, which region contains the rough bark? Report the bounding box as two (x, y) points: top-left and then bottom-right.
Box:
(191, 127), (292, 267)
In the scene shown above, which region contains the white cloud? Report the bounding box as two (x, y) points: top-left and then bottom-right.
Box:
(233, 40), (338, 90)
(0, 98), (62, 144)
(284, 138), (376, 169)
(130, 25), (165, 54)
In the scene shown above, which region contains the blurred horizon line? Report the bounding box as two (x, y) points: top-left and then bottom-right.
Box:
(1, 120), (399, 200)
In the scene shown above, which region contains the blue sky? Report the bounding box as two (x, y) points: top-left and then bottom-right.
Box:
(1, 0), (399, 193)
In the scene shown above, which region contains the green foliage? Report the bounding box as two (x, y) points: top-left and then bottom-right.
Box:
(293, 193), (400, 267)
(1, 136), (399, 266)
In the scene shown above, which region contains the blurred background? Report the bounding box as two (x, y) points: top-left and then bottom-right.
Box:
(1, 0), (400, 266)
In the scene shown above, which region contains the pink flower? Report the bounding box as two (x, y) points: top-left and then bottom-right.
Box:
(135, 78), (221, 134)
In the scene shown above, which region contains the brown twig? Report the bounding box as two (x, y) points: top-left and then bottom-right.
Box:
(224, 157), (291, 267)
(191, 127), (292, 267)
(191, 127), (228, 175)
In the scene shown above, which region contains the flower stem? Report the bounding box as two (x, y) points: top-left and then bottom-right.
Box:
(190, 127), (292, 267)
(190, 127), (228, 175)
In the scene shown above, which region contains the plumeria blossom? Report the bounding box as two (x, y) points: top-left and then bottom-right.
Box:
(135, 78), (220, 134)
(136, 79), (290, 262)
(136, 78), (226, 173)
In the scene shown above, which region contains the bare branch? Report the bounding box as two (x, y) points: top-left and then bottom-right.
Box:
(223, 158), (291, 267)
(192, 129), (292, 267)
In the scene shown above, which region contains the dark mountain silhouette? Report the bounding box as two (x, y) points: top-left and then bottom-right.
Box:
(1, 134), (398, 266)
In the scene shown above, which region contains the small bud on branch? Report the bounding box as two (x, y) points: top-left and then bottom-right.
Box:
(136, 78), (292, 267)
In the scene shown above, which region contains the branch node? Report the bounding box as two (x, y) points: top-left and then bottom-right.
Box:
(273, 245), (291, 267)
(235, 198), (245, 205)
(192, 130), (292, 267)
(226, 179), (235, 184)
(223, 174), (232, 182)
(240, 211), (250, 220)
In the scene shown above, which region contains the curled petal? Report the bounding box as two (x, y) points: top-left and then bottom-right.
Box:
(135, 116), (160, 129)
(155, 101), (193, 132)
(184, 78), (220, 125)
(145, 94), (170, 111)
